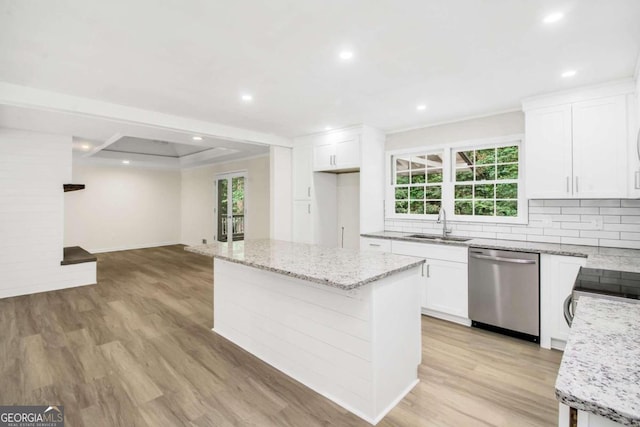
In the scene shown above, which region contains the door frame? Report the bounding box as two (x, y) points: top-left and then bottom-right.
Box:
(214, 170), (248, 242)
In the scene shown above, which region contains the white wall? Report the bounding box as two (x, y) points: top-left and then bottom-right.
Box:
(360, 126), (387, 234)
(270, 146), (293, 241)
(0, 128), (95, 298)
(181, 155), (270, 246)
(337, 172), (360, 249)
(384, 111), (640, 248)
(64, 164), (182, 253)
(386, 111), (524, 151)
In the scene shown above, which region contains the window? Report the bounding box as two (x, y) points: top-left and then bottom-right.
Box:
(393, 151), (443, 215)
(387, 137), (525, 223)
(453, 145), (519, 218)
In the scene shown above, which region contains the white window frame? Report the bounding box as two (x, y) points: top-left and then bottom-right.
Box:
(386, 134), (527, 224)
(389, 148), (446, 217)
(214, 170), (249, 242)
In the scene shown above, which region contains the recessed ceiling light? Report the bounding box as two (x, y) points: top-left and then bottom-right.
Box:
(339, 50), (354, 60)
(241, 94), (253, 102)
(81, 144), (90, 150)
(416, 104), (427, 111)
(543, 12), (564, 24)
(561, 70), (577, 78)
(122, 160), (130, 165)
(192, 136), (203, 141)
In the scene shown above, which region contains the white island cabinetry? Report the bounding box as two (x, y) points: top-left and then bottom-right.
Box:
(186, 239), (424, 425)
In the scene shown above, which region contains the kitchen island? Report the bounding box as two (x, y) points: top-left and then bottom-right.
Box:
(186, 239), (425, 425)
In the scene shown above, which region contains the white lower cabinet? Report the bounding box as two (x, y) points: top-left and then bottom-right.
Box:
(540, 254), (587, 350)
(293, 201), (313, 244)
(391, 241), (469, 326)
(422, 258), (468, 321)
(359, 237), (592, 344)
(360, 237), (392, 253)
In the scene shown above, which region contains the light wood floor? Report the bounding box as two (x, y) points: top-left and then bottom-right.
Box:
(0, 245), (562, 426)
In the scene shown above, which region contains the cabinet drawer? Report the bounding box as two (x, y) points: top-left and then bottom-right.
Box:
(360, 237), (391, 253)
(392, 240), (467, 263)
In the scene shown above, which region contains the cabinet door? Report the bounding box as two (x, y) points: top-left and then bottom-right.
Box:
(572, 95), (627, 198)
(540, 254), (586, 350)
(392, 241), (467, 263)
(360, 237), (392, 252)
(424, 259), (468, 318)
(525, 105), (573, 199)
(335, 136), (361, 168)
(312, 143), (335, 171)
(293, 144), (313, 199)
(292, 201), (313, 243)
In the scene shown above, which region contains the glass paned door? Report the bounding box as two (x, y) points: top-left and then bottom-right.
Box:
(216, 173), (246, 242)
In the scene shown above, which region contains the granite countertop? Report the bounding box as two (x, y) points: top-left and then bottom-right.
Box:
(555, 297), (640, 426)
(185, 239), (425, 290)
(361, 231), (640, 274)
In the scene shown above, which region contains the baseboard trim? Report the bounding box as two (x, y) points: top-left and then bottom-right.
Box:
(421, 308), (472, 327)
(371, 379), (419, 425)
(90, 241), (182, 254)
(212, 326), (415, 425)
(0, 280), (96, 299)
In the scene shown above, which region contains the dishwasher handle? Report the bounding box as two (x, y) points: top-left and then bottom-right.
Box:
(469, 253), (537, 264)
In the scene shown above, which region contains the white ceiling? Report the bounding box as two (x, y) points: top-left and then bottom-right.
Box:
(0, 104), (270, 167)
(105, 137), (212, 158)
(0, 0), (639, 137)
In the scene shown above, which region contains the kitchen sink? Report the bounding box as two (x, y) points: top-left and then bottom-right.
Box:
(406, 234), (471, 242)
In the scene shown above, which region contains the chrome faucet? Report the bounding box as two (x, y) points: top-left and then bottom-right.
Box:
(436, 208), (452, 238)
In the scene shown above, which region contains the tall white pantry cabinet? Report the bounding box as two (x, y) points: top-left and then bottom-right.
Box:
(291, 126), (386, 246)
(523, 80), (638, 199)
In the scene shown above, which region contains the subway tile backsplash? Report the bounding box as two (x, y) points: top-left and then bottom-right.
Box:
(384, 199), (640, 249)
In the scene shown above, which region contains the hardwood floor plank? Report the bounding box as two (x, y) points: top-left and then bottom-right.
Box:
(20, 334), (54, 392)
(139, 395), (191, 426)
(98, 341), (163, 405)
(0, 244), (563, 426)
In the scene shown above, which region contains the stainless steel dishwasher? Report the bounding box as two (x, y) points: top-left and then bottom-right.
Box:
(468, 247), (540, 342)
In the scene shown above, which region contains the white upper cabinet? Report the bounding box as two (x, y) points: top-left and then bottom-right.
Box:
(335, 136), (361, 168)
(313, 136), (361, 172)
(312, 142), (335, 171)
(523, 81), (634, 199)
(572, 96), (627, 198)
(292, 126), (385, 246)
(525, 105), (573, 199)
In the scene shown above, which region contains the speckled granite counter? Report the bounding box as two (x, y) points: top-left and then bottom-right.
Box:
(556, 297), (640, 426)
(361, 231), (640, 274)
(185, 239), (425, 290)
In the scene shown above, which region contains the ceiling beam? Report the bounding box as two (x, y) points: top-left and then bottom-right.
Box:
(0, 82), (293, 148)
